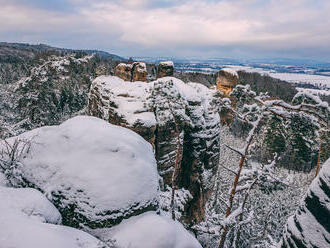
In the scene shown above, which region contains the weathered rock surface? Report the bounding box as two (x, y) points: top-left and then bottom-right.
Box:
(157, 61), (174, 78)
(114, 62), (147, 82)
(132, 62), (147, 82)
(114, 63), (132, 81)
(88, 76), (220, 224)
(216, 68), (239, 96)
(1, 116), (159, 229)
(280, 158), (330, 248)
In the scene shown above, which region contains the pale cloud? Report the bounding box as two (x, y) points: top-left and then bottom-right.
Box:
(0, 0), (329, 59)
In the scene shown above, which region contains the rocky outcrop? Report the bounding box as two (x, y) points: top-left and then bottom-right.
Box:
(280, 158), (330, 248)
(1, 116), (159, 229)
(216, 68), (239, 96)
(114, 63), (132, 81)
(88, 76), (220, 224)
(114, 62), (147, 82)
(132, 62), (147, 82)
(157, 61), (174, 78)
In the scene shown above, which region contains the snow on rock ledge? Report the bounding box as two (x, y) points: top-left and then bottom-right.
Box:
(280, 158), (330, 248)
(88, 76), (220, 224)
(92, 211), (202, 248)
(0, 186), (107, 248)
(2, 116), (159, 228)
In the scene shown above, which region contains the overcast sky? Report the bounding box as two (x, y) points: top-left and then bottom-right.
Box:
(1, 0), (330, 60)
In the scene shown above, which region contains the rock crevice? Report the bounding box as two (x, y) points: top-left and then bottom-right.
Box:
(88, 76), (221, 224)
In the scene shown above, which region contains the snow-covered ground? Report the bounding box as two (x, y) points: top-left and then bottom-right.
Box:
(296, 87), (330, 96)
(223, 65), (330, 88)
(173, 60), (330, 96)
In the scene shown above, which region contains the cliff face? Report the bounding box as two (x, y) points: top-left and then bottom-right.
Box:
(216, 69), (239, 96)
(88, 76), (220, 224)
(280, 158), (330, 248)
(114, 62), (147, 82)
(157, 61), (174, 78)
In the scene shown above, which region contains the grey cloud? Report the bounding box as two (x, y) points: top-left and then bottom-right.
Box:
(0, 0), (329, 60)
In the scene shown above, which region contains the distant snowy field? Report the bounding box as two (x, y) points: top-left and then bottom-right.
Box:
(176, 62), (330, 96)
(224, 65), (330, 89)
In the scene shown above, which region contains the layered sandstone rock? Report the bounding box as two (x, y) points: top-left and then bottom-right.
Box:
(132, 62), (147, 82)
(114, 62), (147, 82)
(157, 61), (174, 78)
(114, 63), (132, 81)
(88, 76), (221, 224)
(280, 158), (330, 248)
(216, 68), (239, 96)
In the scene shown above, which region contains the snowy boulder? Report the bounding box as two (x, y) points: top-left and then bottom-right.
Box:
(93, 211), (202, 248)
(280, 158), (330, 248)
(0, 186), (108, 248)
(2, 116), (159, 228)
(88, 76), (220, 224)
(157, 61), (174, 78)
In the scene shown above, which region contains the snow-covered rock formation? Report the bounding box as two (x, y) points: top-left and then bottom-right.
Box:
(88, 76), (220, 223)
(0, 186), (108, 248)
(280, 158), (330, 248)
(1, 116), (159, 229)
(92, 211), (202, 248)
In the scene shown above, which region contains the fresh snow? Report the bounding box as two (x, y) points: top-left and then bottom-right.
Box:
(0, 217), (107, 248)
(0, 186), (107, 248)
(90, 76), (156, 127)
(0, 186), (62, 224)
(92, 211), (202, 248)
(2, 116), (159, 223)
(90, 76), (218, 127)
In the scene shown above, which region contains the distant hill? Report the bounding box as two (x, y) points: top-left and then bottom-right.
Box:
(0, 42), (125, 62)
